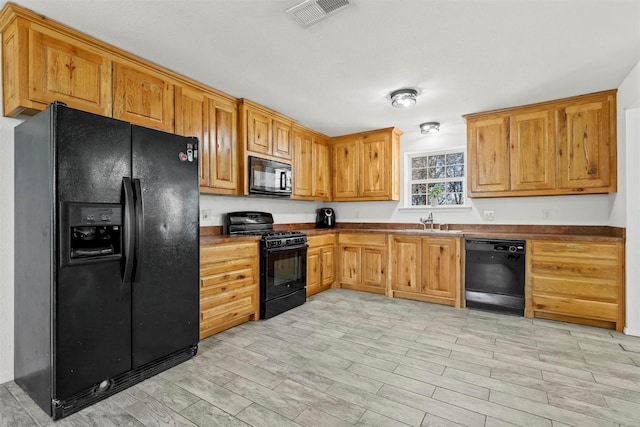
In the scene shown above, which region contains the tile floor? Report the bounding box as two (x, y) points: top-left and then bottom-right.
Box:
(2, 289), (640, 426)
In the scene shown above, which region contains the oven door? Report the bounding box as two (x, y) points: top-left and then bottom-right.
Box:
(262, 244), (307, 301)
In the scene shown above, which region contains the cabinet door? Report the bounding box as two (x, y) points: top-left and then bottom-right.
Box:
(113, 62), (174, 131)
(175, 86), (208, 187)
(320, 245), (335, 288)
(30, 26), (112, 116)
(246, 107), (272, 156)
(313, 135), (331, 199)
(558, 99), (613, 190)
(209, 96), (239, 193)
(339, 246), (360, 285)
(421, 238), (457, 300)
(306, 246), (322, 297)
(332, 137), (360, 199)
(390, 236), (421, 293)
(293, 128), (313, 197)
(273, 119), (292, 160)
(362, 246), (386, 289)
(360, 132), (389, 198)
(510, 110), (556, 191)
(468, 117), (510, 193)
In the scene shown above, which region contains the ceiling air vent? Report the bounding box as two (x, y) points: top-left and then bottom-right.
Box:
(286, 0), (352, 27)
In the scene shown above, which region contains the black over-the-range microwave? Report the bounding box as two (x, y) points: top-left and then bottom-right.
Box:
(248, 156), (293, 197)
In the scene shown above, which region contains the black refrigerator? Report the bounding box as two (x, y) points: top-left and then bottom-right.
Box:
(14, 103), (200, 419)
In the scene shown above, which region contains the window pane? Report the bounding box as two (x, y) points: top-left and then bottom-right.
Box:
(412, 168), (428, 179)
(428, 154), (445, 167)
(428, 166), (445, 179)
(411, 183), (426, 194)
(446, 165), (465, 178)
(446, 181), (463, 193)
(446, 152), (464, 165)
(412, 195), (427, 206)
(411, 156), (427, 169)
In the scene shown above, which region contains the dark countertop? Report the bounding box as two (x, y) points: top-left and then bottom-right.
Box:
(200, 224), (624, 246)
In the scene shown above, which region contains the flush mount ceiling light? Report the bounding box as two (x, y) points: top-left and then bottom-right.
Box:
(390, 88), (418, 108)
(420, 122), (440, 134)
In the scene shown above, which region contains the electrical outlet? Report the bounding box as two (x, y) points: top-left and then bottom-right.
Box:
(542, 209), (552, 220)
(201, 209), (211, 220)
(483, 210), (495, 221)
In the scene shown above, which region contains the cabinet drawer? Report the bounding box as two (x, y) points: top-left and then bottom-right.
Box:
(530, 240), (619, 260)
(531, 276), (618, 301)
(200, 267), (255, 297)
(530, 258), (620, 281)
(338, 233), (386, 246)
(308, 233), (335, 247)
(201, 241), (258, 264)
(532, 294), (618, 322)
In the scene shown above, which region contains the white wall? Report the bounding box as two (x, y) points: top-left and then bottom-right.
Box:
(617, 59), (640, 335)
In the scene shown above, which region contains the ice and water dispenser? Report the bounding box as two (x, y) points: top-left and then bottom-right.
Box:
(60, 203), (123, 265)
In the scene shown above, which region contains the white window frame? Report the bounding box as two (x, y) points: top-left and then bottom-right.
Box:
(403, 146), (468, 209)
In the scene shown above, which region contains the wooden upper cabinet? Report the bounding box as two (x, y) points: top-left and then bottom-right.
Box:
(467, 116), (510, 193)
(246, 107), (272, 156)
(464, 89), (616, 198)
(175, 85), (208, 186)
(175, 85), (239, 194)
(273, 119), (292, 159)
(239, 99), (294, 163)
(332, 136), (360, 199)
(292, 126), (331, 201)
(312, 134), (331, 199)
(360, 131), (389, 198)
(331, 127), (402, 201)
(113, 62), (174, 132)
(293, 127), (313, 197)
(208, 96), (239, 193)
(509, 110), (556, 191)
(558, 96), (615, 191)
(2, 18), (112, 117)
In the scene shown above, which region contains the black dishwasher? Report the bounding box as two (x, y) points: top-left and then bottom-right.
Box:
(465, 238), (526, 316)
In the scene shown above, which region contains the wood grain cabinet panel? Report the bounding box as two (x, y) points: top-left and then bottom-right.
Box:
(389, 235), (461, 307)
(468, 117), (510, 193)
(175, 86), (239, 194)
(465, 90), (616, 198)
(306, 233), (335, 297)
(113, 62), (174, 132)
(331, 127), (401, 201)
(293, 126), (331, 201)
(337, 233), (386, 294)
(199, 241), (259, 339)
(510, 110), (556, 191)
(2, 18), (112, 116)
(526, 239), (624, 332)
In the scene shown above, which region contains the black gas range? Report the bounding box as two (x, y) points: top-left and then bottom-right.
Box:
(225, 212), (307, 319)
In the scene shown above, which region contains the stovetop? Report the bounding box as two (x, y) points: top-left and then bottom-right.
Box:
(225, 211), (307, 248)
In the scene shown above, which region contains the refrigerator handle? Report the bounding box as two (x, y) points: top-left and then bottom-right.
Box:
(133, 178), (144, 282)
(122, 177), (136, 286)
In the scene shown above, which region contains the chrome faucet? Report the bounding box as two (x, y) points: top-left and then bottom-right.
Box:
(419, 213), (434, 230)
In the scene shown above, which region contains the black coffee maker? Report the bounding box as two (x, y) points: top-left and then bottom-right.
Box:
(316, 207), (336, 228)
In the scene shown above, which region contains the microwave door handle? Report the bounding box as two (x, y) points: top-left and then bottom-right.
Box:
(280, 171), (287, 190)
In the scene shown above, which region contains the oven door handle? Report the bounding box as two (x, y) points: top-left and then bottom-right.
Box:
(265, 243), (308, 253)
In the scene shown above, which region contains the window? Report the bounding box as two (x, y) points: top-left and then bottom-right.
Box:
(406, 148), (466, 208)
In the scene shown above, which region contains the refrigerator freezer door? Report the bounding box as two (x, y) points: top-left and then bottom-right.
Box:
(131, 126), (199, 368)
(54, 106), (133, 398)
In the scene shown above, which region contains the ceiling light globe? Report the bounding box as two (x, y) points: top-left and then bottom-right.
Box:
(390, 89), (418, 108)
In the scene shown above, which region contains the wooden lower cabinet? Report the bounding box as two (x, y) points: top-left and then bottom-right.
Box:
(306, 233), (335, 297)
(199, 240), (260, 339)
(389, 235), (462, 307)
(526, 239), (625, 331)
(337, 233), (387, 294)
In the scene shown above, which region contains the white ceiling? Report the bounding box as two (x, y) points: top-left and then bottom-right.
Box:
(7, 0), (640, 144)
